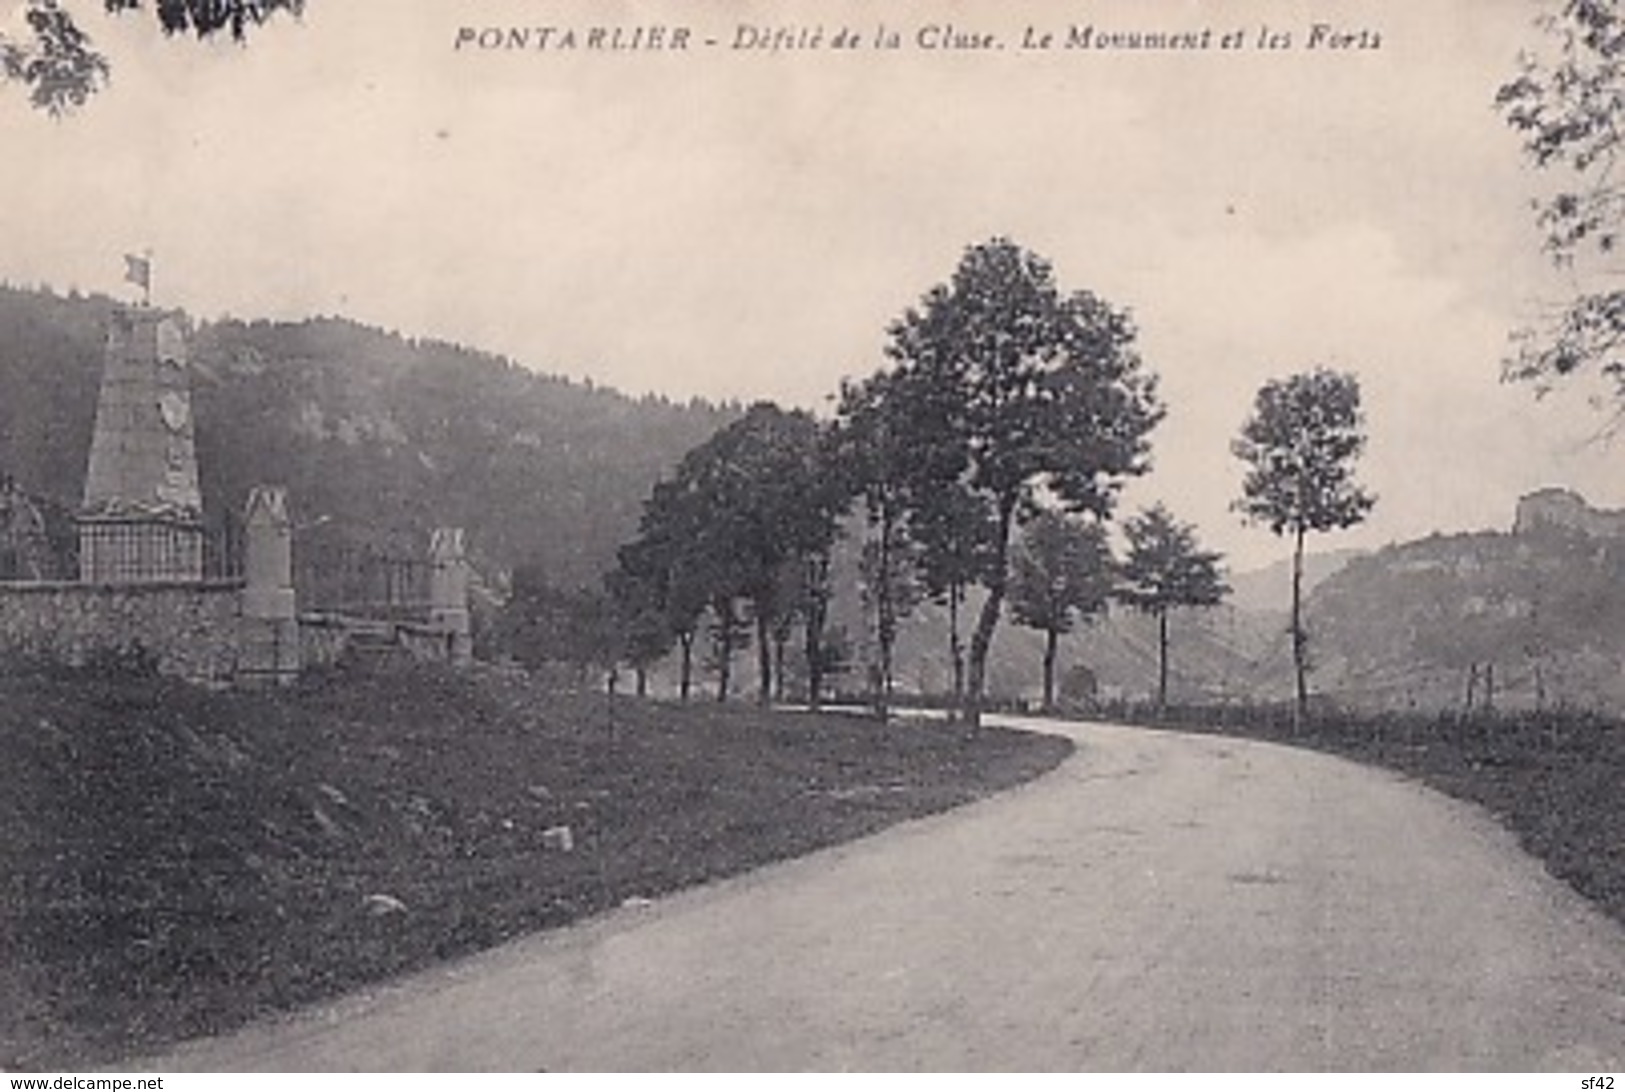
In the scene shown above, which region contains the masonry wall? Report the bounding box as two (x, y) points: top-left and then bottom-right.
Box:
(298, 612), (463, 671)
(0, 580), (245, 684)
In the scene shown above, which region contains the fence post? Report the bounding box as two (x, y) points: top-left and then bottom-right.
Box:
(242, 486), (299, 684)
(429, 527), (472, 667)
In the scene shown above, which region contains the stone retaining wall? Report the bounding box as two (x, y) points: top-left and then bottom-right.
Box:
(0, 585), (467, 685)
(0, 580), (246, 684)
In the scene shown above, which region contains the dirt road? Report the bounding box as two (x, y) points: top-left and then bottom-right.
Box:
(149, 718), (1625, 1071)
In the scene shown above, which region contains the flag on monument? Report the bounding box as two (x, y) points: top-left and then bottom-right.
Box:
(123, 253), (151, 291)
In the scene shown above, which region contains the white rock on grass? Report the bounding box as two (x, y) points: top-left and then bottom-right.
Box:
(363, 893), (408, 916)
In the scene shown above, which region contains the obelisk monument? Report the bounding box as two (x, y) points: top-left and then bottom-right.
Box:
(78, 305), (204, 583)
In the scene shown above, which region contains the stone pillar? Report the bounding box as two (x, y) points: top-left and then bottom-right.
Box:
(240, 486), (299, 684)
(428, 527), (472, 667)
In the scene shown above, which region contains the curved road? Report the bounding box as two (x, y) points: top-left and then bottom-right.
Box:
(151, 718), (1625, 1071)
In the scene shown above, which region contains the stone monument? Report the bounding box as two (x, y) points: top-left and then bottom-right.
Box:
(240, 485), (300, 684)
(79, 305), (204, 583)
(429, 527), (473, 666)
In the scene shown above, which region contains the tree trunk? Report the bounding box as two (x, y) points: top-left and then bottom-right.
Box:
(678, 631), (693, 703)
(1042, 626), (1058, 712)
(635, 665), (648, 698)
(715, 609), (733, 703)
(1484, 662), (1495, 711)
(754, 598), (773, 708)
(804, 589), (825, 712)
(948, 583), (965, 721)
(877, 516), (899, 723)
(877, 575), (895, 723)
(1463, 663), (1478, 713)
(772, 630), (787, 704)
(966, 501), (1016, 730)
(966, 589), (1001, 730)
(1290, 522), (1308, 734)
(755, 609), (772, 707)
(1157, 607), (1170, 709)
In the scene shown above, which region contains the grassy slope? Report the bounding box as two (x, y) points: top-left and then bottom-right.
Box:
(0, 664), (1070, 1070)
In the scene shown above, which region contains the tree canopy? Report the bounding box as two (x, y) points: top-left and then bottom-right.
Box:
(883, 237), (1162, 726)
(1118, 503), (1227, 707)
(1008, 509), (1114, 711)
(2, 0), (302, 113)
(1232, 368), (1374, 540)
(618, 401), (843, 706)
(1497, 0), (1625, 409)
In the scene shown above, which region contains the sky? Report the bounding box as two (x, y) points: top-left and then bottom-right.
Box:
(1, 0), (1619, 571)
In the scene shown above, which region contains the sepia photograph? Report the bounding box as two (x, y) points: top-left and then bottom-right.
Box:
(0, 0), (1623, 1075)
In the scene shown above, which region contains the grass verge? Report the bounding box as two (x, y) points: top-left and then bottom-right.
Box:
(1091, 701), (1625, 931)
(0, 663), (1071, 1070)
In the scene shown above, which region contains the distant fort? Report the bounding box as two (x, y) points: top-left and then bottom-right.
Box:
(1513, 487), (1625, 539)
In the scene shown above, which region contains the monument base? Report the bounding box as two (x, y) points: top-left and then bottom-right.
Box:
(77, 515), (204, 584)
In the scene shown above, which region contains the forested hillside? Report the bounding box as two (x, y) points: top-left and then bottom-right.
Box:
(1304, 526), (1625, 712)
(0, 285), (739, 586)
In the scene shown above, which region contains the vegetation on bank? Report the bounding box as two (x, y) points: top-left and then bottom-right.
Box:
(0, 661), (1071, 1070)
(1089, 701), (1625, 931)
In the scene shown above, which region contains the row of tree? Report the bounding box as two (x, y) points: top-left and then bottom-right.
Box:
(502, 238), (1376, 729)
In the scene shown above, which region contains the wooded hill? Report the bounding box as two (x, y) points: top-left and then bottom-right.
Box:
(1023, 521), (1625, 714)
(865, 518), (1625, 715)
(0, 285), (739, 586)
(1300, 525), (1625, 713)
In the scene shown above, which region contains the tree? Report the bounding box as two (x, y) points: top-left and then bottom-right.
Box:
(885, 238), (1163, 727)
(1117, 503), (1228, 708)
(831, 369), (923, 720)
(2, 0), (302, 114)
(615, 478), (716, 702)
(1008, 510), (1115, 712)
(1496, 1), (1625, 412)
(498, 567), (619, 687)
(706, 591), (749, 703)
(795, 548), (838, 709)
(910, 479), (988, 716)
(604, 562), (674, 698)
(649, 402), (843, 706)
(1232, 368), (1375, 729)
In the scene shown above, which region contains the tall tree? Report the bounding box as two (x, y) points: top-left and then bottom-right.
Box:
(1117, 503), (1228, 708)
(1496, 2), (1625, 412)
(796, 549), (837, 709)
(910, 480), (988, 717)
(654, 402), (843, 706)
(3, 0), (302, 113)
(1232, 368), (1375, 730)
(603, 562), (675, 698)
(832, 369), (923, 720)
(498, 568), (619, 688)
(707, 591), (748, 703)
(885, 238), (1162, 727)
(616, 478), (716, 702)
(1008, 510), (1115, 712)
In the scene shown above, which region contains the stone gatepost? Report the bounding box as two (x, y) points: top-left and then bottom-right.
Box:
(240, 486), (299, 684)
(428, 527), (472, 667)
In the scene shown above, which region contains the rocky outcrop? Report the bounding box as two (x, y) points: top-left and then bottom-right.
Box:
(1514, 488), (1625, 539)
